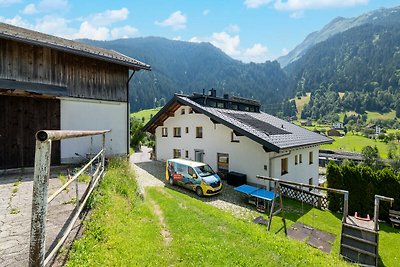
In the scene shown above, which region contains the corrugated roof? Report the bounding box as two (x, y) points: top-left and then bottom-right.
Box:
(143, 94), (333, 152)
(0, 22), (151, 71)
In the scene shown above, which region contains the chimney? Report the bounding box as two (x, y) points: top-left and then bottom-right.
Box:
(209, 88), (216, 97)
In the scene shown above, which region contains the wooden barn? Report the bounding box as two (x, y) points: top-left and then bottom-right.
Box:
(0, 22), (150, 169)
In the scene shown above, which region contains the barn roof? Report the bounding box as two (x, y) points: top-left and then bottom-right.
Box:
(0, 22), (151, 71)
(143, 94), (333, 152)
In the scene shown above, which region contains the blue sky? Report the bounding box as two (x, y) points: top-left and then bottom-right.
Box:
(1, 0), (399, 63)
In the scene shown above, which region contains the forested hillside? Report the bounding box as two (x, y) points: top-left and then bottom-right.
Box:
(286, 23), (400, 120)
(83, 37), (292, 113)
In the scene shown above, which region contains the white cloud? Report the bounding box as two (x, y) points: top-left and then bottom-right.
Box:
(202, 9), (210, 16)
(87, 8), (129, 26)
(281, 48), (289, 56)
(155, 11), (187, 30)
(274, 0), (369, 11)
(1, 7), (138, 41)
(210, 32), (241, 56)
(0, 0), (21, 6)
(111, 25), (138, 39)
(241, 43), (269, 62)
(0, 15), (31, 28)
(189, 32), (271, 63)
(22, 4), (38, 15)
(173, 36), (182, 41)
(244, 0), (272, 8)
(226, 24), (240, 33)
(73, 21), (109, 40)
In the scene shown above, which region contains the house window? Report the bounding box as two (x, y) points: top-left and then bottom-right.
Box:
(309, 178), (313, 191)
(231, 131), (240, 143)
(173, 127), (181, 137)
(196, 127), (203, 138)
(281, 158), (288, 175)
(162, 127), (168, 137)
(232, 104), (238, 110)
(186, 127), (189, 134)
(299, 154), (302, 163)
(181, 108), (185, 115)
(185, 150), (189, 158)
(173, 149), (181, 158)
(309, 151), (313, 164)
(217, 102), (225, 108)
(295, 155), (298, 165)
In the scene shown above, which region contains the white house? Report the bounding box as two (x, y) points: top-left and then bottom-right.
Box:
(332, 122), (344, 130)
(0, 22), (150, 169)
(143, 90), (332, 188)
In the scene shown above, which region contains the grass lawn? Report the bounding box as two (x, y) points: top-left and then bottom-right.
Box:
(366, 110), (397, 122)
(66, 159), (399, 266)
(131, 107), (162, 124)
(321, 133), (390, 158)
(293, 93), (311, 119)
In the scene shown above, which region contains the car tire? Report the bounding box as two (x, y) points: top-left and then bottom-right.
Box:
(196, 187), (203, 197)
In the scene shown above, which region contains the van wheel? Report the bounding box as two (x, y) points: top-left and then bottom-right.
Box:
(169, 177), (174, 186)
(196, 187), (203, 197)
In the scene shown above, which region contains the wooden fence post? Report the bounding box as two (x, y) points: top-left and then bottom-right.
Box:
(29, 140), (52, 267)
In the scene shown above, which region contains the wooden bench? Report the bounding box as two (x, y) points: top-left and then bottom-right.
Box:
(389, 209), (400, 228)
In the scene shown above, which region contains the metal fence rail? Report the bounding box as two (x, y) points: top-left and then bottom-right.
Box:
(29, 130), (110, 267)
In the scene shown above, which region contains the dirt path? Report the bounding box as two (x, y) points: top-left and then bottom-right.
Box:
(149, 197), (173, 246)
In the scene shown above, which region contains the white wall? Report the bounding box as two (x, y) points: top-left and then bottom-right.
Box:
(155, 105), (320, 188)
(60, 97), (127, 163)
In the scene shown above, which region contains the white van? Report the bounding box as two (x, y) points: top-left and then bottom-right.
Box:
(166, 159), (222, 196)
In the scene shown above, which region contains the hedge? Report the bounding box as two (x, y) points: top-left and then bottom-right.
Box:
(326, 161), (400, 221)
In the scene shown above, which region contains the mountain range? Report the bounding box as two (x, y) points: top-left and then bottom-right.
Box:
(82, 5), (400, 116)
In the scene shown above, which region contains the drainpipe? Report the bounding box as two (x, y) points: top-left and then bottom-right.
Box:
(127, 70), (136, 156)
(268, 150), (290, 189)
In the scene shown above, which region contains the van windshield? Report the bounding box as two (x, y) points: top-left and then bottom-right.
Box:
(194, 164), (215, 177)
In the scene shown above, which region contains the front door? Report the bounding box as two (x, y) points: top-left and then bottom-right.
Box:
(217, 153), (229, 179)
(194, 149), (204, 162)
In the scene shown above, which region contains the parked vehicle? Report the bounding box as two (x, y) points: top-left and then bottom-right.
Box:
(166, 159), (222, 196)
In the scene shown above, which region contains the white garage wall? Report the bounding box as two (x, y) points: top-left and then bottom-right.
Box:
(60, 97), (127, 163)
(155, 105), (320, 187)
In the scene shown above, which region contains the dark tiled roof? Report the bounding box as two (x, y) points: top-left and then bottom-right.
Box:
(0, 22), (150, 71)
(143, 94), (333, 152)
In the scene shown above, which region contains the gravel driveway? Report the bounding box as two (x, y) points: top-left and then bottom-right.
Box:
(130, 150), (261, 221)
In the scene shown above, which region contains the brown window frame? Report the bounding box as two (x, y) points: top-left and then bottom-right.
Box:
(173, 127), (181, 137)
(196, 126), (203, 138)
(281, 158), (288, 175)
(173, 149), (181, 158)
(161, 127), (168, 137)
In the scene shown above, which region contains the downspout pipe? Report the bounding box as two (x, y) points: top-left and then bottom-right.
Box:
(127, 70), (136, 156)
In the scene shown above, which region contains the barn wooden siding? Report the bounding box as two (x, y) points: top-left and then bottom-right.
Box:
(0, 95), (60, 169)
(0, 38), (129, 101)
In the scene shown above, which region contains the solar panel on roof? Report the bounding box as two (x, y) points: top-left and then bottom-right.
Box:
(228, 113), (291, 135)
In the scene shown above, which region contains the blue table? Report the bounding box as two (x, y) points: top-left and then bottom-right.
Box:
(233, 184), (259, 195)
(234, 184), (278, 213)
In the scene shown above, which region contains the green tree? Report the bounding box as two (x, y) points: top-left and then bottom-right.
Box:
(130, 118), (146, 151)
(361, 145), (383, 170)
